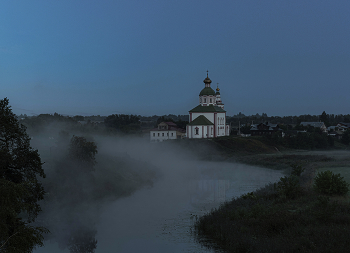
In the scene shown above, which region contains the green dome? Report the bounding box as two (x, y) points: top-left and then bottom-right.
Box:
(199, 87), (216, 96)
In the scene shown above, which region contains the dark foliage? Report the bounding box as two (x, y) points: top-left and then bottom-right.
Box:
(20, 113), (79, 135)
(68, 136), (97, 171)
(0, 98), (48, 252)
(341, 129), (350, 145)
(272, 131), (333, 150)
(227, 111), (350, 127)
(314, 170), (349, 195)
(104, 114), (140, 133)
(68, 228), (97, 253)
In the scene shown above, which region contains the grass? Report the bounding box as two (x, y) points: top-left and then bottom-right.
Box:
(194, 167), (350, 253)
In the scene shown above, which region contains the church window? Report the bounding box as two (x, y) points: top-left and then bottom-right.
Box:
(195, 127), (199, 135)
(204, 98), (206, 103)
(162, 133), (164, 136)
(210, 98), (212, 103)
(153, 133), (155, 137)
(158, 133), (159, 136)
(171, 133), (174, 136)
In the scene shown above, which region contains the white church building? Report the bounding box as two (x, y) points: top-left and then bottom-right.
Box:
(186, 73), (230, 138)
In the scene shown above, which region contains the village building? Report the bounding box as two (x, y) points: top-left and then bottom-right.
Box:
(300, 122), (327, 132)
(186, 73), (230, 138)
(150, 121), (186, 142)
(336, 122), (350, 132)
(250, 122), (283, 136)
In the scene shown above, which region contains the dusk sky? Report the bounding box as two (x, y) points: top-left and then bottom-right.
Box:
(1, 1), (350, 117)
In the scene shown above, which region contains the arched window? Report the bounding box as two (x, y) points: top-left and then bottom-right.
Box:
(195, 127), (199, 135)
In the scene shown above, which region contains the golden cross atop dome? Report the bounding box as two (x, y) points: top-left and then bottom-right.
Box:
(216, 83), (220, 91)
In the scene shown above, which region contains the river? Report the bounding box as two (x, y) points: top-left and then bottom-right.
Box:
(34, 160), (284, 253)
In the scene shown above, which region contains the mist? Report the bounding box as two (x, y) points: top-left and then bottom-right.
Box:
(27, 125), (285, 253)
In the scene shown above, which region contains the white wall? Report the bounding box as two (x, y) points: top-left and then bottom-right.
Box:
(150, 130), (177, 142)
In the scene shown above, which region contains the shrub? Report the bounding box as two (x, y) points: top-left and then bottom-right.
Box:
(313, 170), (349, 195)
(290, 164), (305, 177)
(275, 175), (302, 199)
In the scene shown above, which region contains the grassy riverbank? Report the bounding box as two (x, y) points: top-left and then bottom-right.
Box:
(191, 137), (350, 252)
(195, 181), (350, 252)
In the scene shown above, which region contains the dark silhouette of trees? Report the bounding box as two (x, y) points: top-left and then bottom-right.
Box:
(341, 130), (350, 145)
(104, 114), (140, 133)
(320, 111), (330, 127)
(0, 98), (48, 252)
(67, 228), (97, 253)
(68, 136), (97, 172)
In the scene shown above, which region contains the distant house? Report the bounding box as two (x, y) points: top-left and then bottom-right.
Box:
(150, 122), (186, 142)
(300, 122), (327, 132)
(336, 122), (350, 132)
(250, 122), (283, 136)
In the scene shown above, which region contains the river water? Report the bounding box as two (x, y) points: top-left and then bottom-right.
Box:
(34, 160), (284, 253)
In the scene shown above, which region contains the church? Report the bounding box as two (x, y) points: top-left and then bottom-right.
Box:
(186, 72), (230, 138)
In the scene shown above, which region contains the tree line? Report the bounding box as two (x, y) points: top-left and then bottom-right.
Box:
(227, 111), (350, 127)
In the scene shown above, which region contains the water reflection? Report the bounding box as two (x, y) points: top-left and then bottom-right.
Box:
(35, 162), (284, 253)
(189, 180), (230, 203)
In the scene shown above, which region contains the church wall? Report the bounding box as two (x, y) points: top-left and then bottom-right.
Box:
(215, 112), (226, 137)
(188, 125), (209, 139)
(187, 125), (214, 139)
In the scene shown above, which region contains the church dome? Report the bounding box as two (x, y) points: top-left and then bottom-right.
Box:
(199, 87), (216, 96)
(203, 76), (212, 84)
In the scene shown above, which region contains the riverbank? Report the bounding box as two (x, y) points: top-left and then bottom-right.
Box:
(192, 137), (350, 252)
(172, 136), (350, 172)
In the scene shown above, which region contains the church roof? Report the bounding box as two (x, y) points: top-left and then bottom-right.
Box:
(187, 115), (214, 126)
(199, 87), (216, 96)
(189, 104), (226, 113)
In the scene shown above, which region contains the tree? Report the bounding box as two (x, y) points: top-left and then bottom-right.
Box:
(68, 136), (97, 172)
(320, 111), (330, 127)
(341, 129), (350, 145)
(67, 228), (97, 253)
(104, 114), (140, 133)
(0, 98), (48, 252)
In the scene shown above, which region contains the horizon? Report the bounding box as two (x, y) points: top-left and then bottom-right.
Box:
(14, 109), (347, 119)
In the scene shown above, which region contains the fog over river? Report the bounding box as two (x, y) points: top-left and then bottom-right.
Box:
(32, 137), (285, 253)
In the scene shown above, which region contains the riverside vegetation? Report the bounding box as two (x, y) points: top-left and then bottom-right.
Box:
(192, 136), (350, 252)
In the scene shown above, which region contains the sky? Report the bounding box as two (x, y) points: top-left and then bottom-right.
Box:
(1, 0), (350, 117)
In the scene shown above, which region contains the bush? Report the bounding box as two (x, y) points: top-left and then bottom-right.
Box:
(290, 164), (305, 177)
(313, 170), (349, 195)
(275, 175), (302, 199)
